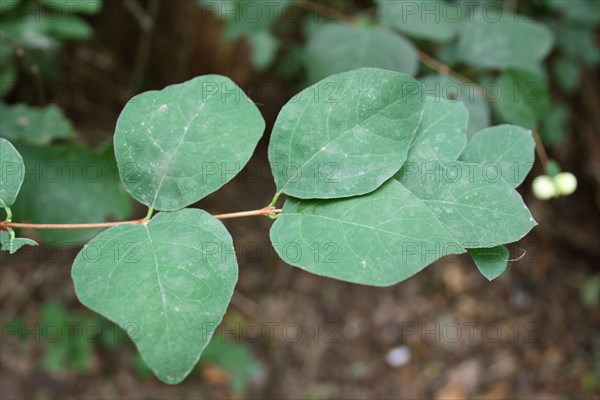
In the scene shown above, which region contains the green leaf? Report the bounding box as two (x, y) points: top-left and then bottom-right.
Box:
(12, 143), (132, 245)
(0, 137), (25, 207)
(553, 24), (600, 66)
(492, 69), (550, 129)
(0, 230), (37, 254)
(47, 16), (93, 40)
(405, 97), (468, 163)
(248, 30), (279, 72)
(469, 245), (509, 281)
(114, 75), (265, 211)
(547, 0), (600, 25)
(376, 0), (462, 42)
(540, 102), (569, 146)
(459, 125), (535, 188)
(71, 208), (238, 384)
(0, 0), (20, 14)
(222, 0), (291, 39)
(202, 337), (263, 394)
(270, 180), (463, 286)
(456, 13), (553, 71)
(304, 23), (418, 83)
(553, 56), (581, 93)
(38, 0), (102, 14)
(269, 68), (424, 199)
(0, 103), (73, 146)
(419, 74), (490, 138)
(397, 161), (537, 246)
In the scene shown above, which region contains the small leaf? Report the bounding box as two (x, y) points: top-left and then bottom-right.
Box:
(270, 180), (463, 286)
(269, 67), (424, 199)
(222, 0), (291, 39)
(492, 69), (550, 129)
(72, 208), (238, 384)
(376, 0), (462, 42)
(397, 161), (537, 246)
(12, 143), (132, 245)
(0, 103), (73, 146)
(419, 74), (490, 138)
(0, 231), (37, 254)
(460, 125), (535, 188)
(456, 13), (553, 71)
(114, 75), (265, 211)
(248, 30), (279, 72)
(405, 97), (468, 163)
(305, 23), (418, 83)
(0, 137), (24, 207)
(469, 245), (509, 281)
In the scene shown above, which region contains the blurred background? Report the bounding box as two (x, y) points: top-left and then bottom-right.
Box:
(0, 0), (598, 398)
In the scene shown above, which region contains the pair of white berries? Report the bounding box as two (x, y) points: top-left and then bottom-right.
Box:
(532, 172), (577, 200)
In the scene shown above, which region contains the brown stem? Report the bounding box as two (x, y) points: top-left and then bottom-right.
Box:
(532, 130), (549, 168)
(0, 207), (282, 230)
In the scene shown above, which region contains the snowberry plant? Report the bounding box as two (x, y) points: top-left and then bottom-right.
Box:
(0, 68), (537, 384)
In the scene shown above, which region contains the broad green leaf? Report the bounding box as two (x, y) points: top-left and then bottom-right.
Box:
(419, 74), (490, 138)
(270, 180), (464, 286)
(492, 69), (550, 129)
(222, 0), (291, 39)
(48, 16), (93, 40)
(0, 230), (37, 254)
(38, 0), (102, 14)
(12, 144), (132, 245)
(460, 125), (535, 188)
(376, 0), (462, 42)
(72, 208), (238, 384)
(114, 75), (265, 211)
(305, 24), (418, 83)
(456, 13), (553, 71)
(0, 137), (24, 207)
(406, 97), (468, 163)
(0, 103), (73, 145)
(547, 0), (600, 25)
(469, 245), (509, 281)
(248, 30), (279, 72)
(397, 161), (537, 246)
(269, 68), (424, 199)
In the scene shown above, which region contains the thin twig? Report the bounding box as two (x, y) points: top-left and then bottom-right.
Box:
(0, 207), (282, 230)
(532, 130), (549, 168)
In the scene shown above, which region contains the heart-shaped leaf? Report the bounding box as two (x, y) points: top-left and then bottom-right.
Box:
(469, 246), (509, 281)
(114, 75), (265, 211)
(460, 125), (535, 188)
(270, 180), (463, 286)
(269, 67), (423, 199)
(397, 161), (537, 246)
(71, 208), (238, 384)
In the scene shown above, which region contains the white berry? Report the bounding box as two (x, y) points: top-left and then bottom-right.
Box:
(532, 175), (558, 200)
(554, 172), (577, 196)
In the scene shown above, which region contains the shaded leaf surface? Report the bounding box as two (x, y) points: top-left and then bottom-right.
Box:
(269, 68), (423, 199)
(0, 137), (24, 207)
(460, 125), (535, 188)
(270, 180), (463, 286)
(72, 209), (238, 384)
(114, 75), (265, 211)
